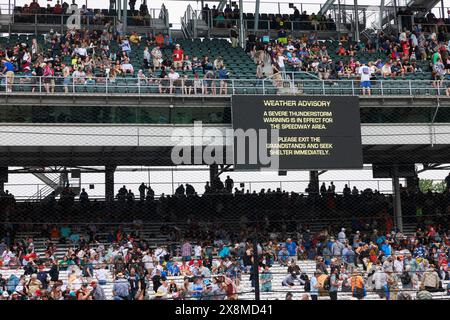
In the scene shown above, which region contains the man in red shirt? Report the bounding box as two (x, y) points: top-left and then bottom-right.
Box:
(172, 44), (184, 69)
(53, 0), (62, 14)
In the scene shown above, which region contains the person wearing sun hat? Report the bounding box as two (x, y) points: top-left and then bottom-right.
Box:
(153, 284), (167, 300)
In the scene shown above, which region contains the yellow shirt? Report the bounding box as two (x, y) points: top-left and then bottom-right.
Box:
(130, 35), (140, 44)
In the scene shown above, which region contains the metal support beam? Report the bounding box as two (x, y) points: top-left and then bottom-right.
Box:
(337, 0), (342, 40)
(309, 171), (320, 195)
(392, 0), (398, 30)
(105, 165), (116, 202)
(0, 166), (6, 193)
(392, 164), (403, 232)
(252, 236), (260, 300)
(354, 0), (359, 42)
(442, 0), (446, 19)
(122, 0), (127, 34)
(254, 0), (260, 33)
(209, 164), (218, 185)
(378, 0), (384, 41)
(239, 0), (245, 49)
(218, 164), (233, 176)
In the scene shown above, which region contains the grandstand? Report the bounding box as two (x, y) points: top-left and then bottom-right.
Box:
(0, 0), (448, 302)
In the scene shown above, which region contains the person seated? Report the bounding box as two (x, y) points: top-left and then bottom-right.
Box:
(129, 32), (140, 44)
(183, 55), (192, 71)
(391, 59), (405, 77)
(381, 60), (392, 78)
(121, 59), (134, 74)
(278, 246), (289, 266)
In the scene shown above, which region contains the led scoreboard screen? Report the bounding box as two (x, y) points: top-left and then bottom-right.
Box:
(231, 95), (363, 170)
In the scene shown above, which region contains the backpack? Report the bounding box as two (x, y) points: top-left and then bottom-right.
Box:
(304, 279), (311, 292)
(323, 275), (331, 291)
(400, 272), (411, 285)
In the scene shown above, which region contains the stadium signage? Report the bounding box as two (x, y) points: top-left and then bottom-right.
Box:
(231, 95), (363, 170)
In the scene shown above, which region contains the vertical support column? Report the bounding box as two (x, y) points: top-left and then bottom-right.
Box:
(254, 0), (260, 33)
(122, 0), (127, 34)
(392, 165), (403, 232)
(309, 170), (319, 195)
(378, 0), (385, 51)
(252, 236), (260, 300)
(353, 0), (359, 42)
(392, 0), (398, 30)
(209, 164), (218, 186)
(442, 0), (446, 19)
(239, 0), (245, 49)
(0, 167), (7, 194)
(105, 165), (116, 203)
(337, 0), (342, 40)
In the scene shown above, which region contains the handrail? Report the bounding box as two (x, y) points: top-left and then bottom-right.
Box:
(0, 75), (447, 97)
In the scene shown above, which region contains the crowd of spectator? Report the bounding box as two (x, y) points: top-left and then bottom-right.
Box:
(202, 3), (336, 32)
(245, 23), (450, 94)
(0, 24), (235, 94)
(0, 173), (449, 300)
(14, 0), (154, 27)
(0, 215), (448, 300)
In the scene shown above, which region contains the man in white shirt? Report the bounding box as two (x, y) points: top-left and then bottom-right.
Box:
(373, 266), (388, 298)
(95, 267), (108, 285)
(168, 68), (180, 94)
(358, 62), (372, 96)
(121, 60), (134, 74)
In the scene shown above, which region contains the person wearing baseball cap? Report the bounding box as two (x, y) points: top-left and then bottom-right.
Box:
(90, 280), (106, 300)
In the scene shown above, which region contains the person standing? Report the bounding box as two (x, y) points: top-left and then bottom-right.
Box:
(350, 271), (365, 300)
(2, 59), (15, 93)
(444, 172), (450, 190)
(260, 264), (273, 292)
(328, 268), (339, 300)
(358, 62), (372, 96)
(138, 183), (147, 201)
(310, 271), (320, 300)
(230, 25), (238, 48)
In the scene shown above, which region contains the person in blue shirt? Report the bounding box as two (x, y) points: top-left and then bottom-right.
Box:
(218, 244), (230, 258)
(191, 277), (203, 299)
(2, 58), (15, 93)
(218, 65), (229, 94)
(376, 234), (386, 247)
(278, 246), (289, 266)
(285, 238), (297, 259)
(164, 35), (173, 49)
(381, 240), (392, 256)
(309, 271), (320, 300)
(413, 244), (426, 258)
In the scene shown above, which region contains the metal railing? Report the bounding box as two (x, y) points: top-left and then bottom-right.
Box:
(4, 178), (400, 202)
(0, 75), (447, 97)
(184, 8), (337, 33)
(10, 8), (167, 30)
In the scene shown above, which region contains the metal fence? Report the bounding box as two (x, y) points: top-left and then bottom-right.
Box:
(1, 75), (448, 96)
